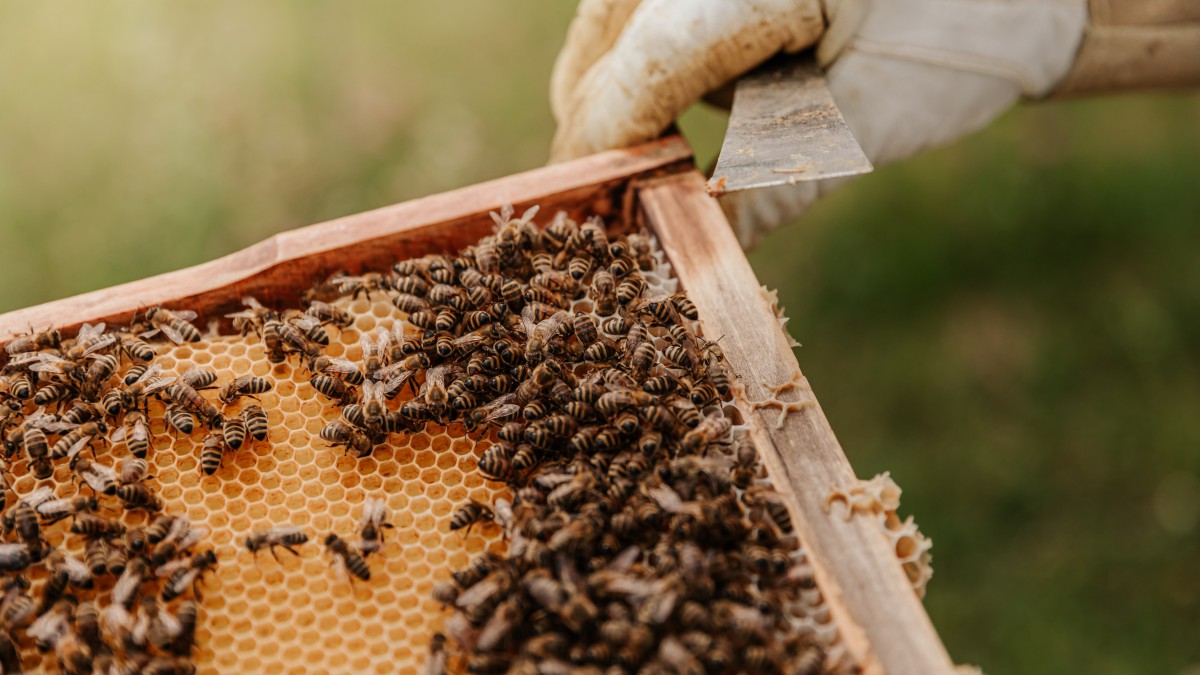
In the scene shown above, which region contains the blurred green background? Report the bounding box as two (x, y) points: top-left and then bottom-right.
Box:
(1, 3), (1197, 673)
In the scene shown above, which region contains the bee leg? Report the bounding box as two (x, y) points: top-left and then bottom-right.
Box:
(282, 545), (302, 558)
(269, 546), (281, 565)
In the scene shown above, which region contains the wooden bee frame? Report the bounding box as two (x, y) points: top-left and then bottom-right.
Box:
(0, 135), (954, 675)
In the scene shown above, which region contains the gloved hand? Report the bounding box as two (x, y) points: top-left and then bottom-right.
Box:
(550, 0), (1096, 248)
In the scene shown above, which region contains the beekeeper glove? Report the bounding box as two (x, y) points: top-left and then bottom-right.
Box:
(550, 0), (1200, 248)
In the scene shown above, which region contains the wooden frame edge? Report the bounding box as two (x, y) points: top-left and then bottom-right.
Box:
(0, 135), (692, 342)
(637, 171), (955, 675)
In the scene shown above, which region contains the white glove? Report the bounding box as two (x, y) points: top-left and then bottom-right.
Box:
(550, 0), (1088, 248)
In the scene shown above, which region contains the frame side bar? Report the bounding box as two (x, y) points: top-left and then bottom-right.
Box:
(638, 171), (954, 675)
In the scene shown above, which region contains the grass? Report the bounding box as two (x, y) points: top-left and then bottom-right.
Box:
(1, 5), (1198, 673)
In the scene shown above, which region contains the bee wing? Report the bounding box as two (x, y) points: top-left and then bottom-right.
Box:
(65, 435), (93, 462)
(373, 360), (412, 380)
(492, 498), (513, 530)
(606, 546), (642, 573)
(176, 527), (208, 552)
(155, 606), (184, 639)
(61, 554), (93, 585)
(157, 323), (186, 345)
(102, 603), (134, 638)
(518, 204), (540, 225)
(268, 525), (306, 540)
(79, 333), (118, 357)
(357, 332), (375, 356)
(289, 315), (320, 331)
(172, 310), (198, 322)
(241, 296), (264, 309)
(451, 333), (486, 352)
(138, 327), (163, 340)
(154, 559), (188, 579)
(333, 276), (365, 291)
(361, 498), (388, 528)
(24, 485), (57, 507)
(26, 605), (68, 643)
(110, 426), (128, 443)
(646, 483), (686, 514)
(139, 377), (176, 396)
(484, 404), (520, 424)
(0, 543), (29, 568)
(133, 363), (164, 384)
(454, 575), (501, 611)
(79, 461), (116, 492)
(28, 354), (70, 373)
(320, 357), (361, 375)
(224, 309), (257, 320)
(76, 322), (105, 343)
(40, 420), (78, 434)
(519, 305), (537, 337)
(111, 566), (144, 607)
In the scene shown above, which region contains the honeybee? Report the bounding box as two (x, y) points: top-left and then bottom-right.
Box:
(595, 389), (653, 418)
(159, 549), (218, 601)
(305, 300), (353, 328)
(199, 433), (226, 475)
(245, 527), (310, 562)
(426, 632), (447, 675)
(51, 420), (107, 461)
(103, 363), (175, 415)
(0, 543), (34, 572)
(476, 442), (513, 480)
(310, 375), (357, 406)
(241, 404), (269, 441)
(272, 317), (322, 361)
(287, 313), (330, 347)
(142, 307), (202, 344)
(449, 500), (493, 534)
(392, 293), (430, 314)
(116, 483), (162, 511)
(165, 406), (197, 435)
(22, 423), (55, 479)
(217, 375), (272, 404)
(324, 533), (371, 582)
(309, 355), (364, 385)
(115, 457), (152, 487)
(358, 328), (391, 380)
(162, 382), (223, 429)
(69, 460), (116, 500)
(70, 512), (123, 537)
(80, 353), (120, 401)
(320, 422), (373, 458)
(33, 381), (73, 407)
(35, 493), (100, 524)
(111, 409), (152, 458)
(4, 327), (61, 355)
(358, 497), (393, 557)
(681, 414), (732, 453)
(226, 296), (275, 336)
(521, 306), (569, 362)
(332, 271), (386, 300)
(27, 596), (75, 652)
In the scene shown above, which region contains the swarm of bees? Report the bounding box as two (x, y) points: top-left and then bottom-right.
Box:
(289, 206), (826, 674)
(0, 204), (832, 674)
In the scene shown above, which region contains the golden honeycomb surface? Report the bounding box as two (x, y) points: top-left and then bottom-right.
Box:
(9, 294), (509, 674)
(0, 230), (935, 674)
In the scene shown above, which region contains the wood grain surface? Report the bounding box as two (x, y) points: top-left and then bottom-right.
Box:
(0, 135), (691, 343)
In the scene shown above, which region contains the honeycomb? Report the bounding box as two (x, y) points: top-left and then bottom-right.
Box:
(0, 213), (935, 674)
(825, 472), (934, 598)
(145, 295), (513, 674)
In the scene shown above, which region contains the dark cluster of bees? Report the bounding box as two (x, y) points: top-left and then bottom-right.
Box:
(239, 205), (828, 675)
